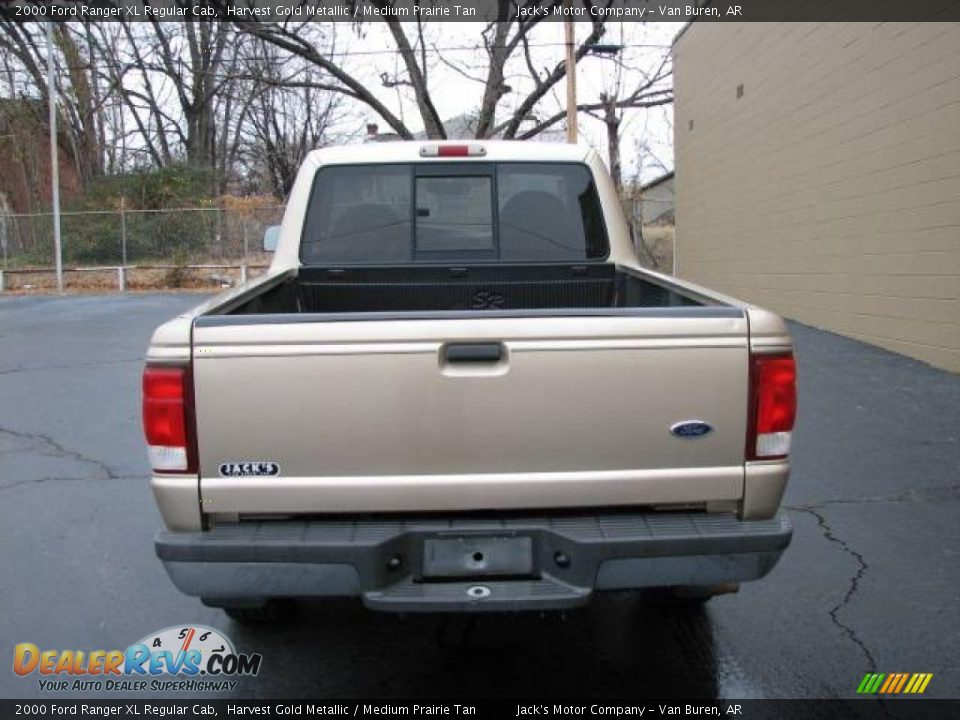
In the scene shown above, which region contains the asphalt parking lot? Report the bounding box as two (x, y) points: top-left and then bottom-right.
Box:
(1, 293), (958, 700)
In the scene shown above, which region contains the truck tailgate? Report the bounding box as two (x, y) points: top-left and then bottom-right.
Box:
(192, 311), (749, 515)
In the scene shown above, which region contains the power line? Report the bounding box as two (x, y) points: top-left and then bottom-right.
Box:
(317, 41), (673, 56)
(0, 40), (671, 78)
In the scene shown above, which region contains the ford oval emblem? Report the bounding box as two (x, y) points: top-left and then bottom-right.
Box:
(670, 421), (714, 438)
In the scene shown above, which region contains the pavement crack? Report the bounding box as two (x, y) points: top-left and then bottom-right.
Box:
(0, 475), (141, 491)
(790, 506), (877, 672)
(786, 482), (960, 509)
(0, 426), (120, 480)
(0, 357), (142, 376)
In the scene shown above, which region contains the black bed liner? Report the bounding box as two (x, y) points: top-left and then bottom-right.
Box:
(225, 263), (707, 316)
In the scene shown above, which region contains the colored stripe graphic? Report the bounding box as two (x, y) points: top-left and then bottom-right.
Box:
(859, 673), (933, 694)
(907, 673), (933, 694)
(880, 673), (903, 693)
(858, 673), (885, 694)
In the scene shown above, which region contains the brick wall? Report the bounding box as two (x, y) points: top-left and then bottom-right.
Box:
(0, 101), (82, 214)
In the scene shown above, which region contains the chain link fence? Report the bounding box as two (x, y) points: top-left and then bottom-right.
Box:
(0, 205), (285, 291)
(0, 200), (676, 290)
(1, 205), (285, 269)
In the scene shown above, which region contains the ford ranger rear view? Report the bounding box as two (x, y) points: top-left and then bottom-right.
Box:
(144, 141), (795, 620)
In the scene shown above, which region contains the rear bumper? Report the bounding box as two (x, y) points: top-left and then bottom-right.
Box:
(156, 511), (792, 612)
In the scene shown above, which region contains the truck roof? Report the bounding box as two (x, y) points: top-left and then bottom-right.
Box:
(306, 140), (593, 166)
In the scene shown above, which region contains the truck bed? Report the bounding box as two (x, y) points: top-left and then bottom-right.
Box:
(223, 264), (706, 316)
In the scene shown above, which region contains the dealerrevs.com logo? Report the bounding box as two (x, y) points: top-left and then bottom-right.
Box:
(13, 625), (261, 693)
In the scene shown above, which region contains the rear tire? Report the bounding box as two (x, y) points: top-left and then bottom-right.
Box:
(642, 583), (739, 606)
(668, 586), (719, 605)
(215, 600), (295, 624)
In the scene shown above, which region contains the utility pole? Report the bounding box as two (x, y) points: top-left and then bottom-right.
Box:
(46, 22), (63, 294)
(565, 14), (577, 143)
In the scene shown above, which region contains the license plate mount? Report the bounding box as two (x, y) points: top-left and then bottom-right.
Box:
(421, 535), (534, 580)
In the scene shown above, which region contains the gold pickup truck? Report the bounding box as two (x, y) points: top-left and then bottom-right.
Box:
(144, 141), (795, 620)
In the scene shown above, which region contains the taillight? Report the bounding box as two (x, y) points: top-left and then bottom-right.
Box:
(142, 365), (197, 473)
(747, 353), (797, 460)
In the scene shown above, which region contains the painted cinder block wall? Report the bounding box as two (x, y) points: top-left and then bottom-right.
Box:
(673, 22), (960, 372)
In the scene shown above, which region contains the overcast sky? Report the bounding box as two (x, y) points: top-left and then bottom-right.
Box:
(1, 20), (680, 186)
(332, 21), (681, 184)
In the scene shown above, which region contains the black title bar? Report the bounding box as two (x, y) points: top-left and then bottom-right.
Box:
(2, 700), (960, 720)
(3, 0), (960, 23)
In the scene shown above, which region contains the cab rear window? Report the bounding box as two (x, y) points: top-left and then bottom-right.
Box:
(300, 163), (609, 264)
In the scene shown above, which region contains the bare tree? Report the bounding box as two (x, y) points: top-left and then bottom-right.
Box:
(581, 47), (673, 190)
(0, 13), (674, 201)
(128, 15), (231, 173)
(220, 0), (642, 141)
(236, 39), (344, 196)
(0, 18), (110, 186)
(92, 14), (249, 190)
